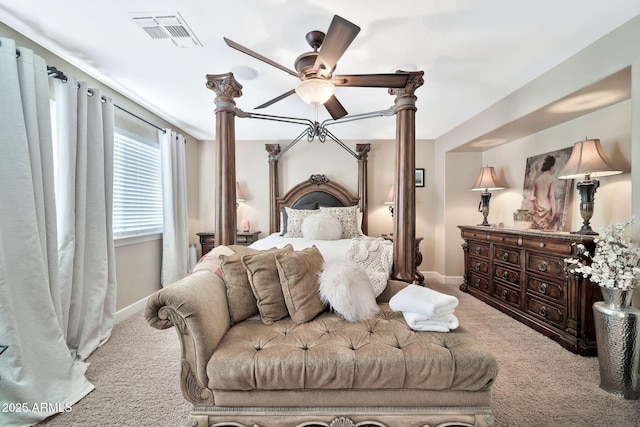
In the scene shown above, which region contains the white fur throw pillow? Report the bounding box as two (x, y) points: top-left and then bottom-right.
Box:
(318, 260), (379, 322)
(302, 212), (343, 240)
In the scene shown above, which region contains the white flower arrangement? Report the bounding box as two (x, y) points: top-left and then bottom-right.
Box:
(566, 217), (640, 291)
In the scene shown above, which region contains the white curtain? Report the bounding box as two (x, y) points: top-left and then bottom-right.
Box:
(55, 77), (117, 361)
(0, 38), (94, 426)
(159, 129), (188, 286)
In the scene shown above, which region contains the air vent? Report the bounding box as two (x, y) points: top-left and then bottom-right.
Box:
(130, 12), (202, 48)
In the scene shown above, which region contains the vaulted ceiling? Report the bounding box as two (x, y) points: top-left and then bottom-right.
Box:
(1, 0), (639, 141)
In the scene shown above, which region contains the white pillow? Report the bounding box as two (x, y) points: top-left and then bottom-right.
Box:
(302, 212), (343, 240)
(318, 260), (379, 322)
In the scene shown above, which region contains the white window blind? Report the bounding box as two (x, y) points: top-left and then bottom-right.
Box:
(113, 130), (163, 238)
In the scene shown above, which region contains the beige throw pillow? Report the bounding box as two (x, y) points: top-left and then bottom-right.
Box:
(275, 246), (326, 324)
(219, 246), (262, 324)
(241, 245), (293, 325)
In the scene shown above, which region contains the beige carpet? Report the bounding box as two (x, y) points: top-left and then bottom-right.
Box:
(39, 280), (640, 427)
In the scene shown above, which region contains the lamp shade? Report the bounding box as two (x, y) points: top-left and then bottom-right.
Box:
(557, 139), (622, 180)
(236, 182), (246, 202)
(383, 184), (394, 205)
(295, 79), (335, 105)
(471, 166), (504, 191)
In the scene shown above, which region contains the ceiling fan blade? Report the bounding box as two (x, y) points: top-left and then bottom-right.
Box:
(332, 73), (411, 88)
(313, 15), (360, 75)
(255, 89), (296, 109)
(224, 37), (299, 78)
(324, 95), (348, 120)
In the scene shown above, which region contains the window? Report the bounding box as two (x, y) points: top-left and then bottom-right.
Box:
(113, 129), (163, 239)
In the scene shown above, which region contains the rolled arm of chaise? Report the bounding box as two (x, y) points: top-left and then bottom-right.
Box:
(144, 269), (230, 405)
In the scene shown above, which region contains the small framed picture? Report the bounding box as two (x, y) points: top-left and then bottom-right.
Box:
(415, 168), (425, 187)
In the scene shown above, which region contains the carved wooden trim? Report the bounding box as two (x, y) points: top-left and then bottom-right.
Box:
(207, 73), (243, 246)
(390, 71), (424, 283)
(266, 144), (281, 234)
(274, 176), (360, 232)
(196, 405), (493, 427)
(181, 360), (215, 406)
(356, 144), (370, 235)
(309, 174), (330, 185)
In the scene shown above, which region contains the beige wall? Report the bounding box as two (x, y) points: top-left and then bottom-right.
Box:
(432, 15), (640, 306)
(198, 136), (435, 270)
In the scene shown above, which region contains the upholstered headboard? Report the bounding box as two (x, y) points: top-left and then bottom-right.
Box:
(275, 174), (363, 233)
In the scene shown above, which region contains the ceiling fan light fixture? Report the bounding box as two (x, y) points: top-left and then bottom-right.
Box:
(295, 79), (335, 105)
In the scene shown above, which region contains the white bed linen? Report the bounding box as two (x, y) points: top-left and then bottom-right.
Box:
(249, 233), (352, 263)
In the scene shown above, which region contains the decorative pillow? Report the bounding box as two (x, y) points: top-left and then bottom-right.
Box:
(241, 244), (294, 325)
(283, 206), (319, 238)
(345, 237), (393, 297)
(319, 205), (360, 239)
(192, 245), (235, 275)
(219, 246), (262, 324)
(301, 212), (343, 240)
(275, 246), (326, 324)
(318, 260), (379, 322)
(280, 203), (318, 236)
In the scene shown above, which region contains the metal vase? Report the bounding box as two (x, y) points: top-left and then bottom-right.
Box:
(592, 287), (640, 399)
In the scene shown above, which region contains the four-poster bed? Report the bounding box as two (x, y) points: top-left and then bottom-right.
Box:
(205, 70), (424, 282)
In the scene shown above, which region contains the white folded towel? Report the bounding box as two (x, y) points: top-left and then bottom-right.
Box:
(389, 284), (459, 318)
(402, 312), (459, 332)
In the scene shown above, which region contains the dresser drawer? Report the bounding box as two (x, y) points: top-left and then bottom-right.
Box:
(494, 245), (520, 266)
(494, 283), (520, 309)
(526, 296), (566, 329)
(489, 233), (521, 247)
(522, 238), (575, 256)
(526, 275), (566, 306)
(526, 253), (565, 277)
(494, 265), (520, 287)
(469, 273), (490, 291)
(462, 229), (490, 241)
(468, 241), (490, 258)
(469, 257), (489, 274)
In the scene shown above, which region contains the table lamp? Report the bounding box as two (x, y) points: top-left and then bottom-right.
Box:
(471, 166), (505, 226)
(557, 138), (621, 234)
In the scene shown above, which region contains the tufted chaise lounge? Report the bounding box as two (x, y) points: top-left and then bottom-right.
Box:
(145, 270), (498, 427)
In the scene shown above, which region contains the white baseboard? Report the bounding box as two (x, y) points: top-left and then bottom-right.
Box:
(419, 271), (464, 286)
(115, 296), (148, 324)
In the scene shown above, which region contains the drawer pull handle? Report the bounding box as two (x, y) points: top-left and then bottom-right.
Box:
(539, 242), (545, 248)
(502, 252), (509, 261)
(475, 247), (481, 254)
(475, 278), (481, 286)
(539, 306), (547, 317)
(501, 290), (508, 299)
(539, 283), (547, 294)
(502, 271), (509, 280)
(475, 263), (481, 271)
(539, 261), (548, 272)
(499, 237), (504, 241)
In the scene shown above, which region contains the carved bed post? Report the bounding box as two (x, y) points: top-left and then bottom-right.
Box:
(206, 73), (242, 246)
(389, 71), (424, 282)
(356, 144), (370, 235)
(266, 144), (281, 234)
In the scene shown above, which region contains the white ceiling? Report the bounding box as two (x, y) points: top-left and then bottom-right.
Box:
(1, 0), (640, 142)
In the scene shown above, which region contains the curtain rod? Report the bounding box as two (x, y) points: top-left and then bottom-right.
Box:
(45, 64), (167, 134)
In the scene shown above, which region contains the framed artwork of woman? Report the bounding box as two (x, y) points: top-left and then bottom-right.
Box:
(521, 147), (573, 231)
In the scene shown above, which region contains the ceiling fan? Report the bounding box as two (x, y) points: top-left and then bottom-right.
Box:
(224, 15), (412, 120)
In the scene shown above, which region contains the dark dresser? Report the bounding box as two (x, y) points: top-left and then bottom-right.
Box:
(458, 225), (601, 356)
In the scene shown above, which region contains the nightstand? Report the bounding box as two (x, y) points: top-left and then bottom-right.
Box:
(380, 234), (424, 285)
(196, 231), (261, 255)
